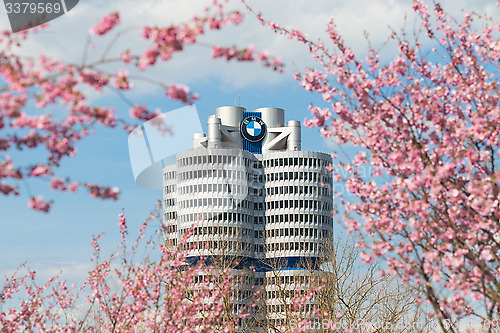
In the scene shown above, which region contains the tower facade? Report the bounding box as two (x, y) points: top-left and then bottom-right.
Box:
(163, 106), (333, 329)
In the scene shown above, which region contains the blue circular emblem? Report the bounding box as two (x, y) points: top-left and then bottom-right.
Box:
(241, 116), (266, 142)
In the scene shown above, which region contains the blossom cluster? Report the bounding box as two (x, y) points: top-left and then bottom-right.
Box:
(90, 12), (120, 36)
(211, 45), (284, 72)
(245, 0), (500, 323)
(0, 207), (317, 332)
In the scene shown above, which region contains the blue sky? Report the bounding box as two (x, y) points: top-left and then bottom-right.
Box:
(0, 0), (497, 284)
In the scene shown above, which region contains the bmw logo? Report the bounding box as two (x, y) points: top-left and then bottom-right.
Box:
(240, 116), (266, 142)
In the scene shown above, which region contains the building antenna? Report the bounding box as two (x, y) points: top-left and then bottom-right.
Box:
(238, 94), (241, 106)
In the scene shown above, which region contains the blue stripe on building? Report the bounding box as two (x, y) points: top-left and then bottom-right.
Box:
(186, 255), (321, 272)
(243, 112), (262, 154)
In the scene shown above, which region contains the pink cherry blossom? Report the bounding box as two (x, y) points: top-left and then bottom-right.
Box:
(31, 164), (50, 177)
(28, 196), (51, 212)
(90, 12), (121, 36)
(165, 84), (199, 104)
(49, 177), (66, 191)
(113, 69), (131, 90)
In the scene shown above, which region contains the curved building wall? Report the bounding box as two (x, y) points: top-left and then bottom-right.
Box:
(163, 164), (178, 247)
(164, 149), (333, 265)
(262, 151), (333, 264)
(264, 269), (317, 328)
(165, 147), (258, 259)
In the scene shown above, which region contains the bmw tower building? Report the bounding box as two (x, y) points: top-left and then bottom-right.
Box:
(163, 106), (333, 329)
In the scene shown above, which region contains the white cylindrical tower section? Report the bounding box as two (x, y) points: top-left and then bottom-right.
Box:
(263, 151), (333, 262)
(207, 116), (222, 148)
(287, 121), (301, 151)
(257, 107), (285, 150)
(215, 106), (245, 127)
(192, 133), (207, 149)
(174, 148), (256, 259)
(215, 106), (245, 148)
